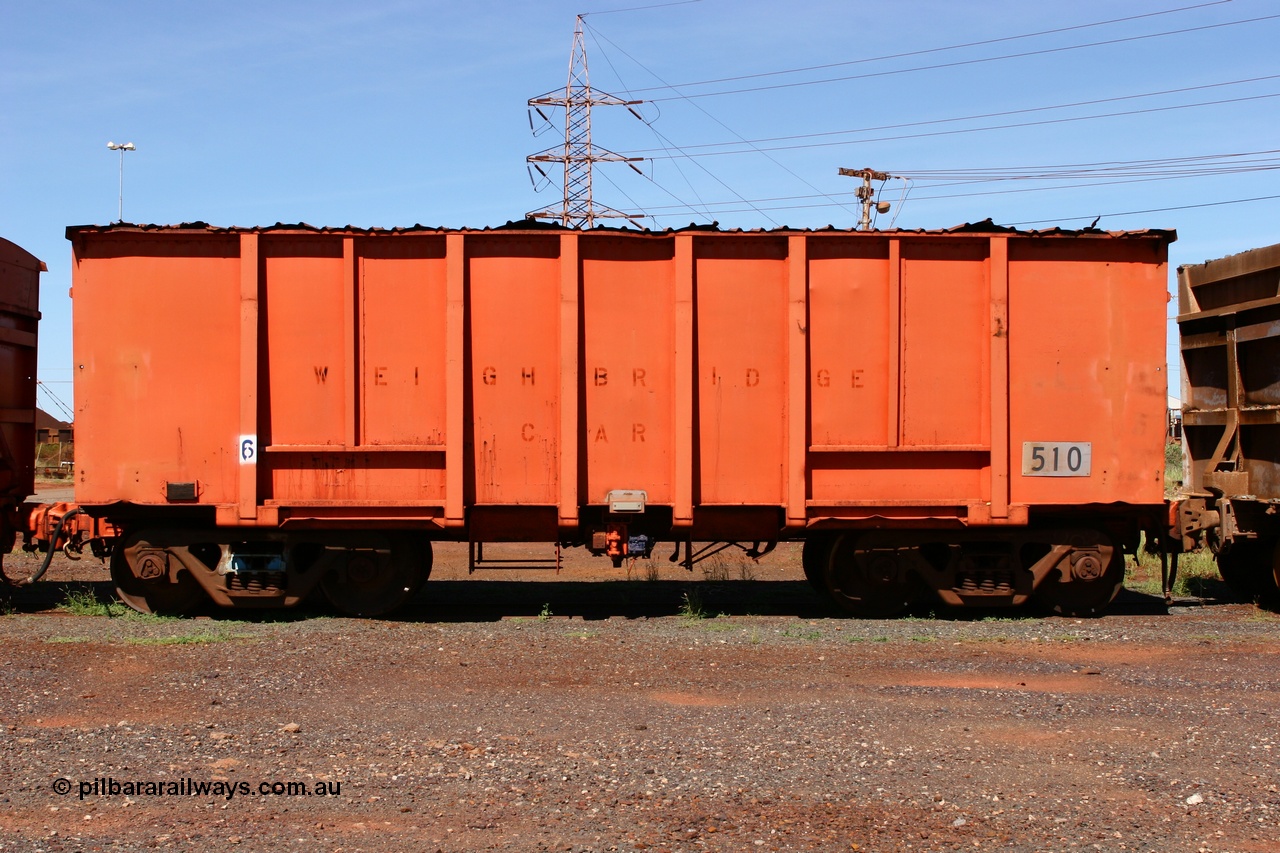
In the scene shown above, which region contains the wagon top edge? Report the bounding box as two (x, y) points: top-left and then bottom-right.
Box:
(1177, 240), (1280, 285)
(65, 218), (1177, 243)
(0, 237), (47, 272)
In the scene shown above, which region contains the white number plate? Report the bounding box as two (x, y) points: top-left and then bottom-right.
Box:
(1021, 442), (1091, 477)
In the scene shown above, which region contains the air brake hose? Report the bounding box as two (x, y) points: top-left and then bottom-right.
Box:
(18, 507), (81, 586)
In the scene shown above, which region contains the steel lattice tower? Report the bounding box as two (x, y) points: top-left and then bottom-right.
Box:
(527, 17), (643, 228)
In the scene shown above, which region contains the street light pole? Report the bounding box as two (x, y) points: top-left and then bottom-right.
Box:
(106, 141), (136, 222)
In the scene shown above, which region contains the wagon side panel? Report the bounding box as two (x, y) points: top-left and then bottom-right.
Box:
(1007, 239), (1167, 507)
(72, 233), (241, 507)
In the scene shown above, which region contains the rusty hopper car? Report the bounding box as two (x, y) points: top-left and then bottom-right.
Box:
(0, 238), (41, 568)
(67, 222), (1173, 617)
(1175, 241), (1280, 604)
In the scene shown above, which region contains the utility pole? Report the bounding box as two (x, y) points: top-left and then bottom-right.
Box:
(527, 16), (645, 228)
(838, 167), (891, 231)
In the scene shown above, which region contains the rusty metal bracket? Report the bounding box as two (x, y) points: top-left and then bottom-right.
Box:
(675, 540), (777, 572)
(1175, 497), (1221, 551)
(467, 541), (562, 574)
(1157, 536), (1179, 605)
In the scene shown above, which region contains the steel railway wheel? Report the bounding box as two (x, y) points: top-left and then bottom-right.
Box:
(320, 536), (431, 617)
(110, 533), (207, 616)
(1217, 536), (1280, 608)
(822, 532), (915, 618)
(1260, 539), (1280, 610)
(1215, 537), (1264, 600)
(801, 536), (833, 593)
(1031, 537), (1124, 617)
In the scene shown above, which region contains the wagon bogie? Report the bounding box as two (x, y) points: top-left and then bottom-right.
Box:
(107, 527), (433, 616)
(812, 525), (1126, 618)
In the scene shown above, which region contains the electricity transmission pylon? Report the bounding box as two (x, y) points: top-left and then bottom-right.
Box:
(527, 16), (644, 228)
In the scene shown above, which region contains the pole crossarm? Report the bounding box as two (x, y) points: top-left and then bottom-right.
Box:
(839, 166), (894, 231)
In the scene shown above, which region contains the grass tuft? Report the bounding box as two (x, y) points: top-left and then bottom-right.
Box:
(700, 551), (760, 582)
(1125, 542), (1222, 599)
(59, 586), (140, 619)
(781, 625), (823, 641)
(1165, 441), (1184, 499)
(678, 589), (706, 620)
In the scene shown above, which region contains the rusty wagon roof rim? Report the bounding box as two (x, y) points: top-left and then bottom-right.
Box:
(65, 218), (1176, 241)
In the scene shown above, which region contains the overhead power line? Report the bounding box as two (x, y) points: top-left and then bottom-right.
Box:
(626, 0), (1234, 94)
(628, 173), (1280, 218)
(617, 188), (1280, 222)
(1008, 193), (1280, 226)
(633, 90), (1280, 160)
(584, 20), (856, 225)
(581, 0), (702, 16)
(641, 12), (1280, 102)
(624, 74), (1280, 156)
(36, 382), (74, 422)
(620, 148), (1280, 217)
(894, 148), (1280, 181)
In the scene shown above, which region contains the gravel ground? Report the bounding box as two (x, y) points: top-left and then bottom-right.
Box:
(1, 541), (1278, 853)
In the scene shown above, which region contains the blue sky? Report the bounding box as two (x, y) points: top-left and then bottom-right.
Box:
(3, 0), (1277, 412)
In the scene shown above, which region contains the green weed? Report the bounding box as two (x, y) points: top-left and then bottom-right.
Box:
(701, 558), (731, 582)
(781, 626), (823, 641)
(899, 612), (938, 622)
(700, 551), (759, 582)
(1126, 543), (1222, 599)
(678, 589), (706, 620)
(58, 587), (142, 619)
(1165, 441), (1184, 499)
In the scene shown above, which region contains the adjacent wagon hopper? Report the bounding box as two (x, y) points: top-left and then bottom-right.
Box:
(0, 237), (41, 558)
(1176, 241), (1280, 603)
(67, 222), (1172, 616)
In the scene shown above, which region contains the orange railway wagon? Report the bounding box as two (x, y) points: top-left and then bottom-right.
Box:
(67, 222), (1173, 617)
